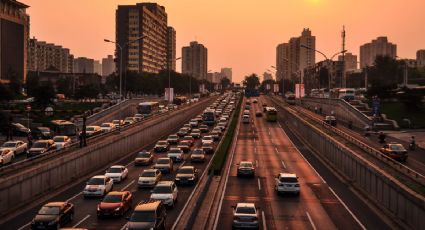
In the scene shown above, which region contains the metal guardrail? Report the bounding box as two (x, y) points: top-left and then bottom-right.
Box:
(271, 96), (425, 187)
(0, 98), (208, 176)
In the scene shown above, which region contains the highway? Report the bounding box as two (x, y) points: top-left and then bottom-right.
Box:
(216, 96), (389, 229)
(1, 97), (231, 230)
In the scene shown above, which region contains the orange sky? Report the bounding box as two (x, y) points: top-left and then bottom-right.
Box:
(24, 0), (425, 82)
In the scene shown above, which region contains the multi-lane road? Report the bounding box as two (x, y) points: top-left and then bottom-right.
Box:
(215, 96), (390, 229)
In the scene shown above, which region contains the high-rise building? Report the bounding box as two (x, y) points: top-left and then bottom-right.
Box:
(28, 37), (73, 73)
(360, 37), (397, 68)
(167, 26), (176, 71)
(263, 72), (273, 81)
(94, 60), (102, 76)
(116, 3), (167, 74)
(73, 57), (94, 74)
(276, 28), (315, 82)
(0, 0), (29, 83)
(182, 41), (208, 80)
(102, 55), (115, 77)
(338, 52), (358, 71)
(220, 67), (232, 82)
(417, 50), (425, 68)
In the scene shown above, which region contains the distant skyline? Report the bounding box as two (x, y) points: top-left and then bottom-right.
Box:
(24, 0), (425, 82)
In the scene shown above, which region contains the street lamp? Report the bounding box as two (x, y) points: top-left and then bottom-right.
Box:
(168, 57), (181, 103)
(270, 66), (283, 96)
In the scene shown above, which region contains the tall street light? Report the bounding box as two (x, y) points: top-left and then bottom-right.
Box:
(270, 66), (284, 96)
(168, 57), (181, 103)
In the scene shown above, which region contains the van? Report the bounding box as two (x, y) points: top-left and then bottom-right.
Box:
(242, 115), (250, 124)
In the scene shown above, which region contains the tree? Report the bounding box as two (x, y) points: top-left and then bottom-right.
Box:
(56, 76), (74, 97)
(6, 68), (22, 97)
(260, 79), (276, 93)
(220, 77), (231, 90)
(33, 84), (55, 106)
(75, 84), (101, 100)
(243, 74), (260, 90)
(0, 83), (14, 102)
(367, 55), (400, 98)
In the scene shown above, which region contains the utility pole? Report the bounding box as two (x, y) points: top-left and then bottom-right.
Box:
(341, 25), (346, 88)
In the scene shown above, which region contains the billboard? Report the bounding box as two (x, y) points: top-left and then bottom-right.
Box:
(273, 84), (279, 93)
(295, 84), (305, 98)
(164, 88), (174, 102)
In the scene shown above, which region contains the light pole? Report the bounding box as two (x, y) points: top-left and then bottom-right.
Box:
(168, 57), (181, 103)
(270, 66), (283, 96)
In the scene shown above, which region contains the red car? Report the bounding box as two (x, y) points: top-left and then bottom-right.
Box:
(97, 191), (133, 217)
(182, 136), (195, 146)
(177, 140), (191, 153)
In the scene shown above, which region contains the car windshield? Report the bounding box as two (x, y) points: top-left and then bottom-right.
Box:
(169, 149), (182, 153)
(192, 149), (203, 154)
(183, 137), (192, 141)
(38, 206), (60, 215)
(178, 168), (194, 174)
(203, 143), (213, 147)
(53, 137), (65, 142)
(101, 124), (111, 128)
(240, 162), (253, 167)
(157, 141), (167, 145)
(157, 159), (170, 164)
(2, 142), (17, 147)
(178, 142), (189, 146)
(203, 136), (212, 140)
(236, 207), (256, 214)
(141, 171), (156, 177)
(130, 211), (155, 222)
(390, 145), (405, 151)
(103, 194), (122, 203)
(88, 178), (104, 185)
(32, 142), (48, 148)
(280, 177), (298, 183)
(86, 127), (96, 131)
(169, 135), (178, 139)
(152, 185), (172, 194)
(107, 167), (122, 173)
(38, 127), (49, 132)
(137, 152), (150, 158)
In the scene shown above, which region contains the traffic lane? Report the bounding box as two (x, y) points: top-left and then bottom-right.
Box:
(266, 97), (389, 229)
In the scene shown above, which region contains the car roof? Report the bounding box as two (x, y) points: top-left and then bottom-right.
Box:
(106, 191), (127, 196)
(4, 140), (20, 143)
(279, 173), (297, 178)
(179, 166), (194, 170)
(45, 202), (66, 207)
(143, 169), (159, 173)
(236, 203), (255, 208)
(92, 175), (107, 179)
(156, 181), (173, 186)
(134, 200), (161, 211)
(110, 165), (125, 168)
(240, 161), (253, 164)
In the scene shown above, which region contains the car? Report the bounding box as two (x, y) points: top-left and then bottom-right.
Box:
(167, 147), (184, 162)
(202, 142), (214, 154)
(242, 115), (250, 124)
(167, 134), (179, 145)
(31, 202), (74, 230)
(97, 191), (133, 217)
(380, 143), (408, 162)
(189, 119), (199, 127)
(183, 124), (192, 132)
(232, 203), (259, 229)
(210, 130), (221, 141)
(11, 122), (31, 136)
(245, 105), (251, 110)
(177, 127), (189, 137)
(32, 127), (53, 140)
(255, 111), (263, 117)
(0, 149), (14, 166)
(217, 123), (227, 131)
(202, 135), (214, 145)
(153, 157), (173, 174)
(53, 136), (71, 150)
(150, 181), (178, 207)
(175, 166), (198, 185)
(190, 148), (206, 162)
(0, 140), (28, 155)
(134, 150), (154, 166)
(125, 200), (166, 230)
(85, 125), (103, 137)
(212, 127), (223, 136)
(123, 117), (137, 125)
(138, 169), (162, 188)
(275, 173), (300, 195)
(100, 122), (116, 132)
(27, 139), (56, 157)
(105, 165), (129, 183)
(243, 110), (250, 116)
(83, 175), (114, 197)
(112, 119), (124, 128)
(182, 135), (195, 146)
(190, 129), (201, 139)
(134, 113), (144, 121)
(245, 101), (251, 105)
(237, 161), (255, 177)
(253, 99), (258, 103)
(176, 140), (191, 153)
(323, 116), (337, 126)
(199, 124), (209, 133)
(154, 140), (169, 152)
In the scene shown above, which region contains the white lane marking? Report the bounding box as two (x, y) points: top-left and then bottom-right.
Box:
(306, 211), (317, 230)
(73, 214), (90, 228)
(274, 147), (279, 153)
(121, 180), (135, 191)
(125, 160), (134, 167)
(120, 223), (128, 230)
(17, 222), (30, 230)
(262, 210), (267, 230)
(281, 160), (286, 169)
(256, 160), (259, 167)
(254, 147), (257, 153)
(254, 138), (256, 143)
(66, 192), (82, 202)
(257, 178), (261, 191)
(328, 187), (366, 230)
(278, 123), (282, 128)
(268, 131), (271, 136)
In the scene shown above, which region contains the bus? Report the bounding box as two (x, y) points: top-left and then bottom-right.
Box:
(337, 88), (355, 101)
(202, 109), (216, 126)
(50, 120), (77, 136)
(265, 107), (277, 122)
(137, 102), (160, 117)
(285, 93), (296, 105)
(173, 96), (187, 105)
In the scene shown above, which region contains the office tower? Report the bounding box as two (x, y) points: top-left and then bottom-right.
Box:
(167, 26), (176, 71)
(102, 55), (116, 76)
(338, 52), (358, 71)
(220, 67), (232, 82)
(28, 37), (73, 73)
(360, 36), (397, 68)
(182, 41), (208, 80)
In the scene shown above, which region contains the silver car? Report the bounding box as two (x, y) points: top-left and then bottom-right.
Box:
(232, 203), (259, 229)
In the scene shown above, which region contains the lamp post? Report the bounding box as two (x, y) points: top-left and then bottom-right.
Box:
(168, 57), (181, 103)
(104, 35), (148, 130)
(270, 66), (283, 96)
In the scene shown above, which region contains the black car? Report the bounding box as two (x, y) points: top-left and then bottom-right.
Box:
(11, 123), (31, 136)
(199, 125), (209, 133)
(323, 116), (337, 126)
(32, 127), (53, 140)
(154, 140), (169, 153)
(126, 200), (166, 230)
(202, 142), (214, 154)
(31, 202), (74, 230)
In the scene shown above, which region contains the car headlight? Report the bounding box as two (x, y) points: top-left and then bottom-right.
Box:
(188, 176), (195, 180)
(48, 220), (57, 225)
(114, 206), (121, 211)
(175, 178), (180, 180)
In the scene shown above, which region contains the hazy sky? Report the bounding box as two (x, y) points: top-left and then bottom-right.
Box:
(25, 0), (425, 82)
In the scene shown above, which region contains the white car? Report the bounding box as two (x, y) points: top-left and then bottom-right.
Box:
(83, 175), (114, 197)
(100, 122), (116, 132)
(105, 165), (128, 183)
(138, 169), (162, 188)
(189, 119), (198, 127)
(0, 149), (15, 165)
(232, 203), (259, 229)
(0, 140), (28, 155)
(201, 135), (214, 144)
(150, 181), (178, 207)
(275, 173), (300, 195)
(167, 148), (184, 162)
(53, 136), (72, 150)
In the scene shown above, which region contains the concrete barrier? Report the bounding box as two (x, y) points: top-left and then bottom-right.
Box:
(272, 98), (425, 229)
(0, 98), (214, 218)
